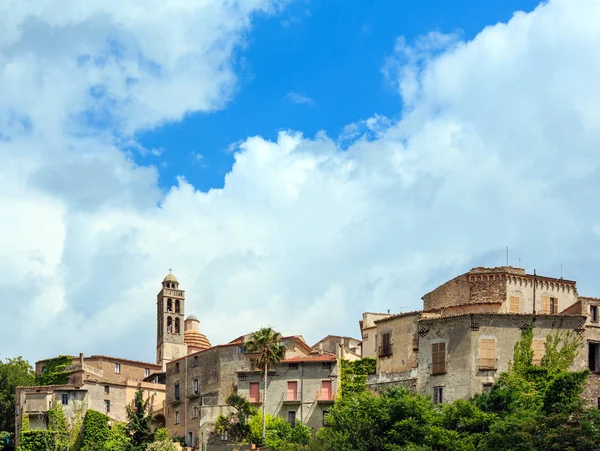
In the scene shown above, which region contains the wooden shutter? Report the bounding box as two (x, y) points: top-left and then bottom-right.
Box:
(509, 296), (520, 313)
(287, 381), (298, 401)
(432, 342), (446, 374)
(532, 339), (545, 365)
(542, 296), (551, 313)
(249, 382), (260, 403)
(480, 339), (496, 369)
(321, 380), (332, 400)
(550, 297), (558, 314)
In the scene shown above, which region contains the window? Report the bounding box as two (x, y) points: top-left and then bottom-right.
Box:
(322, 362), (332, 370)
(543, 296), (558, 314)
(187, 432), (193, 447)
(193, 356), (199, 367)
(174, 383), (180, 401)
(482, 383), (493, 394)
(174, 362), (180, 373)
(114, 363), (120, 374)
(509, 296), (520, 313)
(589, 342), (600, 372)
(104, 385), (110, 395)
(237, 346), (245, 354)
(431, 342), (446, 374)
(433, 386), (444, 404)
(592, 305), (599, 323)
(192, 406), (198, 418)
(193, 379), (199, 395)
(287, 381), (298, 401)
(174, 411), (179, 424)
(379, 332), (392, 357)
(322, 410), (330, 427)
(249, 382), (260, 403)
(532, 339), (545, 365)
(479, 339), (496, 370)
(288, 363), (298, 370)
(61, 393), (69, 405)
(144, 368), (150, 378)
(104, 400), (110, 413)
(363, 334), (368, 341)
(321, 380), (333, 400)
(288, 410), (296, 426)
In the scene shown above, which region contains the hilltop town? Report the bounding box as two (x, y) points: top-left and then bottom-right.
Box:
(9, 266), (600, 449)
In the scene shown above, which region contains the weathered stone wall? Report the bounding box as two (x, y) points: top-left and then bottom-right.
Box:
(505, 275), (578, 314)
(416, 314), (586, 403)
(236, 360), (337, 431)
(367, 370), (417, 392)
(422, 274), (471, 310)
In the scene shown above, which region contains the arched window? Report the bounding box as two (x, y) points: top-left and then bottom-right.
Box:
(175, 300), (180, 313)
(167, 316), (173, 334)
(175, 318), (181, 334)
(167, 299), (173, 312)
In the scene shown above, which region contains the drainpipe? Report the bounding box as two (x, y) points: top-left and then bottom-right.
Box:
(533, 269), (537, 315)
(184, 356), (188, 446)
(300, 362), (304, 422)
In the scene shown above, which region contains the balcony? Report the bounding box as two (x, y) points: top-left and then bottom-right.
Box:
(316, 392), (336, 404)
(282, 394), (301, 405)
(186, 390), (200, 399)
(477, 358), (498, 371)
(163, 288), (185, 297)
(247, 394), (261, 405)
(378, 344), (393, 357)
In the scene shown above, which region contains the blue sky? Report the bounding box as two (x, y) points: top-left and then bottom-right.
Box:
(4, 0), (600, 363)
(138, 0), (541, 192)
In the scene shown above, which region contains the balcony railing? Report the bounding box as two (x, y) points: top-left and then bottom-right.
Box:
(477, 358), (498, 371)
(378, 344), (393, 357)
(317, 391), (336, 403)
(282, 394), (301, 404)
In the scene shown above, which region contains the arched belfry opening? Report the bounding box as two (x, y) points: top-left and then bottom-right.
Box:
(175, 318), (181, 334)
(167, 299), (173, 312)
(175, 299), (180, 313)
(167, 316), (173, 333)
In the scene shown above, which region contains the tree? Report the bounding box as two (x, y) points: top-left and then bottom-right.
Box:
(248, 413), (310, 451)
(126, 387), (154, 451)
(145, 429), (176, 451)
(213, 394), (257, 443)
(244, 327), (287, 445)
(0, 357), (35, 434)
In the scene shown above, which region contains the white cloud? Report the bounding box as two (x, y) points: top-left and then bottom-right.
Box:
(284, 92), (316, 105)
(3, 0), (600, 367)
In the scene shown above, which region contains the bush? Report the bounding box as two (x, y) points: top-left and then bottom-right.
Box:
(81, 410), (110, 451)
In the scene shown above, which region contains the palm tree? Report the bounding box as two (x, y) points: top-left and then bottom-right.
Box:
(244, 327), (287, 445)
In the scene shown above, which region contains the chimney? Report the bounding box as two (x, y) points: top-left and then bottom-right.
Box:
(318, 342), (323, 355)
(79, 353), (84, 367)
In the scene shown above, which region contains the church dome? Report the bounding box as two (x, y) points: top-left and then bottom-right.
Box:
(163, 273), (178, 283)
(186, 314), (198, 322)
(184, 329), (211, 351)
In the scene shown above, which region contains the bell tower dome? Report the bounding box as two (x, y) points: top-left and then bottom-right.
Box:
(156, 271), (188, 369)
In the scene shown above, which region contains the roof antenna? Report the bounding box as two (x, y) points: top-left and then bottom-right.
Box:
(506, 246), (509, 267)
(560, 264), (563, 279)
(387, 309), (390, 314)
(518, 258), (521, 268)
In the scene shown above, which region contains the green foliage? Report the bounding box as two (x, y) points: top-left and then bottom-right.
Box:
(541, 330), (582, 375)
(152, 429), (170, 442)
(126, 387), (154, 451)
(339, 358), (376, 398)
(21, 416), (30, 433)
(103, 422), (131, 451)
(214, 394), (257, 443)
(0, 357), (35, 433)
(35, 356), (72, 387)
(18, 430), (58, 451)
(81, 410), (110, 451)
(248, 413), (310, 450)
(145, 437), (176, 451)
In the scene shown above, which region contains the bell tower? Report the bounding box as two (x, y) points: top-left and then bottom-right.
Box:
(156, 271), (187, 370)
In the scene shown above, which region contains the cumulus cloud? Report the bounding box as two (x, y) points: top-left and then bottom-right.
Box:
(2, 0), (600, 366)
(284, 91), (316, 105)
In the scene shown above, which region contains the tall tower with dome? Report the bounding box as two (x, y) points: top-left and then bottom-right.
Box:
(156, 272), (188, 369)
(156, 272), (212, 370)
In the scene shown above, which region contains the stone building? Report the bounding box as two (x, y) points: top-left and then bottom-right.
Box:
(365, 266), (600, 404)
(359, 312), (391, 358)
(312, 335), (362, 361)
(15, 354), (165, 444)
(164, 334), (338, 448)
